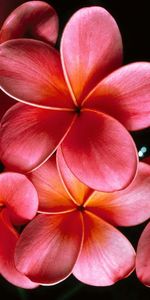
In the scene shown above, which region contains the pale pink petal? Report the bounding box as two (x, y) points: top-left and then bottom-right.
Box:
(56, 147), (93, 205)
(84, 62), (150, 130)
(0, 1), (58, 44)
(0, 103), (75, 172)
(61, 7), (122, 106)
(73, 211), (135, 286)
(0, 209), (38, 288)
(15, 212), (83, 284)
(0, 39), (74, 109)
(29, 155), (76, 213)
(0, 172), (38, 224)
(61, 110), (137, 192)
(0, 89), (16, 119)
(85, 162), (150, 226)
(136, 222), (150, 286)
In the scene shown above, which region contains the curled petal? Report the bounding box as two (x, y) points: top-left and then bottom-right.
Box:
(0, 172), (38, 224)
(0, 39), (74, 108)
(61, 6), (122, 106)
(15, 212), (83, 284)
(61, 110), (137, 192)
(136, 222), (150, 286)
(0, 103), (75, 172)
(73, 211), (135, 286)
(86, 162), (150, 226)
(0, 1), (59, 44)
(57, 147), (93, 205)
(0, 209), (38, 288)
(84, 62), (150, 130)
(29, 155), (76, 213)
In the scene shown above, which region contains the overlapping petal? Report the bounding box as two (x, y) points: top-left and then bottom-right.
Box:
(73, 211), (135, 286)
(61, 110), (137, 192)
(0, 39), (74, 108)
(0, 1), (58, 44)
(85, 162), (150, 226)
(136, 222), (150, 286)
(0, 172), (38, 224)
(0, 209), (38, 288)
(61, 7), (122, 105)
(57, 148), (93, 205)
(84, 62), (150, 131)
(29, 155), (76, 213)
(15, 212), (83, 284)
(0, 103), (75, 172)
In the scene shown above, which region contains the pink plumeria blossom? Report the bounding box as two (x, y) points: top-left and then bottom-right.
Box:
(0, 171), (38, 288)
(14, 151), (150, 287)
(0, 6), (150, 192)
(136, 157), (150, 287)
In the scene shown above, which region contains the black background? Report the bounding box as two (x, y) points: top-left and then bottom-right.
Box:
(0, 0), (150, 299)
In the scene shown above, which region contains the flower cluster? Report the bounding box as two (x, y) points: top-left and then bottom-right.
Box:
(0, 0), (150, 289)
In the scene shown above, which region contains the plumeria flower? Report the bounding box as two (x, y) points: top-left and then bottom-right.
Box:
(0, 171), (38, 288)
(0, 1), (59, 119)
(0, 6), (150, 192)
(136, 156), (150, 287)
(14, 150), (150, 287)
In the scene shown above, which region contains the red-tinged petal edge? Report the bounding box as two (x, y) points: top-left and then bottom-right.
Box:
(61, 6), (122, 106)
(0, 1), (59, 45)
(15, 212), (84, 284)
(61, 110), (138, 192)
(29, 154), (76, 213)
(73, 211), (135, 286)
(0, 209), (38, 288)
(85, 162), (150, 226)
(136, 222), (150, 287)
(0, 39), (74, 109)
(83, 62), (150, 131)
(0, 172), (38, 224)
(0, 103), (76, 173)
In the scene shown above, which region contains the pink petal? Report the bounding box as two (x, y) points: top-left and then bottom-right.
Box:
(0, 89), (16, 119)
(85, 162), (150, 226)
(136, 222), (150, 286)
(15, 212), (83, 284)
(0, 1), (58, 44)
(29, 155), (76, 213)
(0, 209), (38, 288)
(56, 147), (93, 205)
(84, 62), (150, 131)
(61, 7), (122, 106)
(0, 39), (74, 109)
(61, 110), (137, 192)
(0, 172), (38, 224)
(73, 211), (135, 286)
(0, 103), (75, 172)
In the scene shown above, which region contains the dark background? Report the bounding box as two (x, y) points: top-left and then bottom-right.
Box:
(0, 0), (150, 299)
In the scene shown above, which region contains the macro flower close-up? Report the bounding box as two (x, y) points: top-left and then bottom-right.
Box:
(14, 150), (150, 287)
(0, 4), (150, 193)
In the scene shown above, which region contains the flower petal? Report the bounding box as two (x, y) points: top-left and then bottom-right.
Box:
(0, 209), (38, 288)
(61, 7), (122, 106)
(0, 39), (74, 109)
(0, 0), (24, 27)
(0, 172), (38, 224)
(0, 1), (58, 44)
(15, 212), (83, 284)
(61, 110), (137, 192)
(73, 211), (135, 286)
(29, 155), (76, 213)
(85, 162), (150, 226)
(0, 103), (75, 172)
(0, 89), (16, 119)
(84, 62), (150, 130)
(56, 147), (93, 205)
(136, 222), (150, 286)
